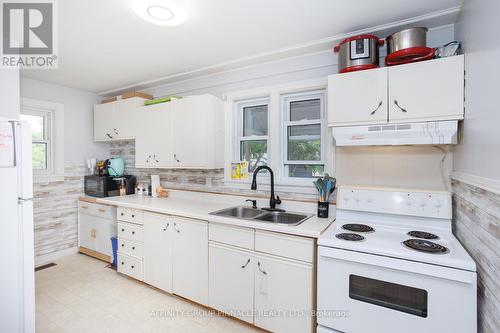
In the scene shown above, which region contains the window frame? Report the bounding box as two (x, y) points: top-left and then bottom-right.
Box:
(235, 97), (270, 172)
(281, 90), (326, 180)
(21, 98), (64, 183)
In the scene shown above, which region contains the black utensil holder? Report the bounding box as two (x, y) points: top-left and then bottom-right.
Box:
(317, 201), (329, 218)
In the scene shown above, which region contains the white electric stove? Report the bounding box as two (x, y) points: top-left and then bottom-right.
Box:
(317, 186), (477, 333)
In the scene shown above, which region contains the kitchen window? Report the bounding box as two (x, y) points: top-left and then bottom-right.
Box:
(282, 91), (326, 179)
(21, 98), (64, 182)
(237, 98), (269, 172)
(225, 79), (332, 191)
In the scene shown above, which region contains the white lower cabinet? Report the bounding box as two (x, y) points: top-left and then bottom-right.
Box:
(143, 212), (173, 293)
(172, 217), (209, 306)
(78, 200), (117, 261)
(209, 243), (254, 324)
(254, 253), (314, 333)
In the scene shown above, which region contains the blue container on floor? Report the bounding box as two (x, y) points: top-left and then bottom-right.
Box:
(111, 236), (118, 267)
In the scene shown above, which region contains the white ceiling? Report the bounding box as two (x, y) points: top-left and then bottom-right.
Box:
(21, 0), (462, 94)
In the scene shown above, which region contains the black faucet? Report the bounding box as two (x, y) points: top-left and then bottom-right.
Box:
(251, 165), (284, 211)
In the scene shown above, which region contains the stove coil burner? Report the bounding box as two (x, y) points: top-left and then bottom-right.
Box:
(403, 239), (448, 254)
(407, 231), (439, 240)
(335, 233), (365, 241)
(342, 224), (374, 233)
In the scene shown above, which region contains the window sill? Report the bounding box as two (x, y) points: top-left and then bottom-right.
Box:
(33, 174), (65, 184)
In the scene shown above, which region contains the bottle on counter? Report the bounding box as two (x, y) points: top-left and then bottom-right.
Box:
(119, 179), (126, 196)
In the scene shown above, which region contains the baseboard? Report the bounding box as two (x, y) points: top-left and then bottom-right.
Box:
(35, 246), (79, 268)
(451, 171), (500, 195)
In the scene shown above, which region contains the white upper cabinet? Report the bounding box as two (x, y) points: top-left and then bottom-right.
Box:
(328, 67), (388, 126)
(170, 95), (224, 169)
(94, 97), (147, 141)
(135, 102), (173, 168)
(388, 55), (465, 123)
(328, 55), (464, 126)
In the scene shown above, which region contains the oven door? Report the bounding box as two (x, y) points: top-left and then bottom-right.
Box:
(317, 246), (477, 333)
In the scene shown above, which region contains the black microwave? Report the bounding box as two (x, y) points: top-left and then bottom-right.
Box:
(84, 175), (115, 197)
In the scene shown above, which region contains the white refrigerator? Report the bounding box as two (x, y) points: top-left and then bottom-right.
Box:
(0, 119), (35, 333)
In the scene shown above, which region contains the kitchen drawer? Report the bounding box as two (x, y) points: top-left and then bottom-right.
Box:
(255, 230), (314, 263)
(118, 238), (143, 259)
(209, 223), (254, 250)
(79, 200), (115, 220)
(117, 207), (143, 224)
(117, 253), (143, 281)
(118, 222), (144, 243)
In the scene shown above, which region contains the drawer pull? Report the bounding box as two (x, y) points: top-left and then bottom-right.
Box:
(241, 258), (251, 269)
(121, 244), (124, 247)
(121, 228), (125, 232)
(132, 214), (135, 218)
(121, 262), (124, 265)
(121, 213), (124, 216)
(98, 208), (106, 213)
(257, 262), (267, 275)
(132, 231), (135, 235)
(131, 265), (135, 269)
(80, 205), (89, 209)
(132, 246), (135, 250)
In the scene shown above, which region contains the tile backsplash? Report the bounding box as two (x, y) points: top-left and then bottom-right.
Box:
(108, 140), (324, 202)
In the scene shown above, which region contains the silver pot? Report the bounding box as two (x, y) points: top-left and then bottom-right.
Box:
(334, 35), (384, 73)
(386, 27), (428, 53)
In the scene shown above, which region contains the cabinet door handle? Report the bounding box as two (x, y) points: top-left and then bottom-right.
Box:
(132, 231), (135, 235)
(154, 154), (159, 163)
(163, 223), (170, 231)
(91, 229), (96, 238)
(132, 246), (135, 250)
(106, 133), (113, 139)
(120, 212), (124, 216)
(257, 262), (267, 275)
(146, 155), (151, 163)
(114, 128), (119, 135)
(241, 259), (251, 269)
(121, 243), (124, 247)
(173, 222), (180, 233)
(174, 154), (180, 163)
(98, 208), (106, 213)
(370, 101), (383, 115)
(132, 214), (135, 218)
(121, 262), (124, 265)
(394, 100), (408, 113)
(80, 205), (89, 209)
(131, 265), (135, 269)
(121, 228), (125, 232)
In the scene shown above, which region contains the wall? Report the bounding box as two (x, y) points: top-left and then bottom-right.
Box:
(0, 68), (20, 119)
(107, 25), (455, 193)
(20, 78), (107, 264)
(452, 0), (500, 331)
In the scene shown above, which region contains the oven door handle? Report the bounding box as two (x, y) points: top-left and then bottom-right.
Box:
(318, 246), (476, 284)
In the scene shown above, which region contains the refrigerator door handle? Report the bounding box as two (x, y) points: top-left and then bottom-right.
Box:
(8, 120), (17, 167)
(18, 198), (33, 203)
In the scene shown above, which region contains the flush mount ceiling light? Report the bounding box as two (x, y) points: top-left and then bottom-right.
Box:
(132, 0), (187, 26)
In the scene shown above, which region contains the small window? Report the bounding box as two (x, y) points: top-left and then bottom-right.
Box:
(237, 99), (269, 172)
(282, 92), (325, 178)
(20, 111), (52, 171)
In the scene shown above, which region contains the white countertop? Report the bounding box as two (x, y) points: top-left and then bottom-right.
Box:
(96, 191), (334, 238)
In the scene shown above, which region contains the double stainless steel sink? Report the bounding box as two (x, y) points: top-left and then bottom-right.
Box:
(209, 206), (313, 226)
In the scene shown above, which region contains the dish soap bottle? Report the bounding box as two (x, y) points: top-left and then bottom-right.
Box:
(119, 179), (126, 196)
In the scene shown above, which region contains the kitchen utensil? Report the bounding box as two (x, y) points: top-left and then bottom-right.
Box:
(106, 157), (125, 177)
(435, 41), (461, 58)
(334, 34), (385, 73)
(385, 27), (435, 66)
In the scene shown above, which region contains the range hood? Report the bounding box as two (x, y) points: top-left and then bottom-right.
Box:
(332, 120), (458, 146)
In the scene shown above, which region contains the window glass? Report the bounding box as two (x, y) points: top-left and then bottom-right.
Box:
(243, 104), (268, 136)
(20, 114), (44, 140)
(287, 124), (321, 161)
(32, 143), (47, 169)
(240, 140), (267, 172)
(290, 99), (320, 121)
(286, 164), (324, 178)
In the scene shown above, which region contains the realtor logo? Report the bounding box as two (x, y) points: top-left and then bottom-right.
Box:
(1, 0), (57, 68)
